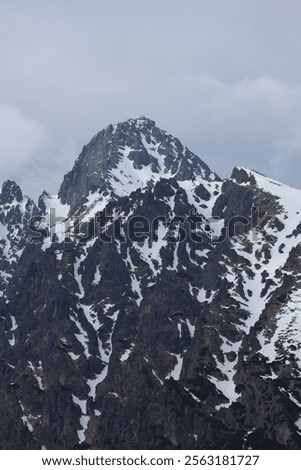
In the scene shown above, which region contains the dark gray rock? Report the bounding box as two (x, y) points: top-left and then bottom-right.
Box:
(0, 117), (300, 451)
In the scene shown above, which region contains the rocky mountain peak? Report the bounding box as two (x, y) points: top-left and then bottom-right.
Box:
(1, 118), (301, 450)
(0, 180), (23, 205)
(58, 117), (219, 215)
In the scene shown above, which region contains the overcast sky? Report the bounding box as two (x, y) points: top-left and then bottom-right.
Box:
(1, 0), (301, 200)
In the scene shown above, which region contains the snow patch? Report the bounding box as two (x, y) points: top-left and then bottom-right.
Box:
(166, 353), (183, 381)
(120, 343), (134, 362)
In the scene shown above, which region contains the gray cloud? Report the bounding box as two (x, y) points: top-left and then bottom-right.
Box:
(1, 0), (301, 199)
(0, 103), (46, 166)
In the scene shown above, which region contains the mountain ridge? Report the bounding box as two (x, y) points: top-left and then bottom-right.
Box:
(0, 117), (301, 449)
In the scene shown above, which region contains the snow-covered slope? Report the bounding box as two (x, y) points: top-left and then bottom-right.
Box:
(1, 120), (301, 450)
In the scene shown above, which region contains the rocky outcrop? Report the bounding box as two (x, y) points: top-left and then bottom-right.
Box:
(0, 118), (301, 449)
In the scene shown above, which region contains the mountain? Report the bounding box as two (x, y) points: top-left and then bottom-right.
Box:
(1, 117), (301, 449)
(58, 116), (219, 217)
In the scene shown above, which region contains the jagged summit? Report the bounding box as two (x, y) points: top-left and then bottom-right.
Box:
(58, 117), (219, 214)
(0, 180), (23, 204)
(2, 118), (301, 450)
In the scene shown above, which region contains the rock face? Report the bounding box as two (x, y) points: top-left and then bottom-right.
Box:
(1, 117), (301, 449)
(58, 116), (219, 216)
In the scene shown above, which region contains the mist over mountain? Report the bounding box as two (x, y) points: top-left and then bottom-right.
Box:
(1, 117), (301, 450)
